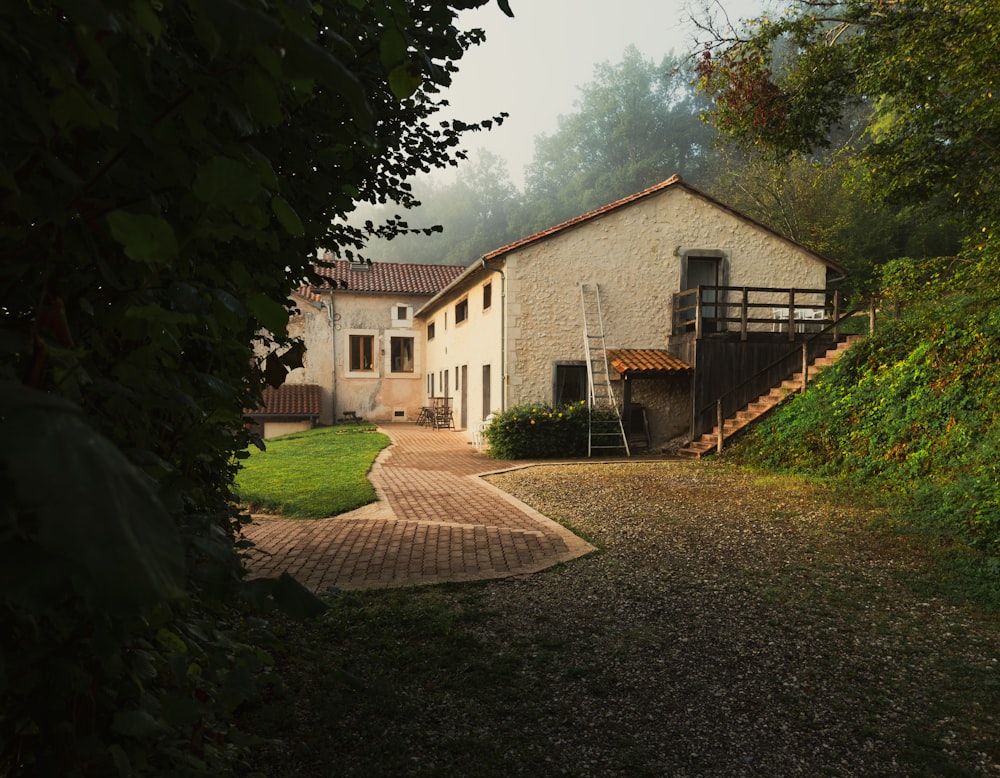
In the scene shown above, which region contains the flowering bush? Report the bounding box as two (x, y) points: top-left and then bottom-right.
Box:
(484, 401), (590, 459)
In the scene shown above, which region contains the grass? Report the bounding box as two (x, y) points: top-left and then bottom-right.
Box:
(234, 424), (390, 518)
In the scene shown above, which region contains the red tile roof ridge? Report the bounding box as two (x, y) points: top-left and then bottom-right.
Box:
(480, 175), (845, 275)
(482, 176), (684, 260)
(311, 259), (466, 295)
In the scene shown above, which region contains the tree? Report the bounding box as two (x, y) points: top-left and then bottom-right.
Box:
(0, 0), (508, 772)
(709, 149), (962, 298)
(525, 46), (720, 228)
(695, 0), (1000, 227)
(354, 148), (522, 265)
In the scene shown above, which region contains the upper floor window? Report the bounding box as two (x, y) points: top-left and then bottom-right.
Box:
(483, 282), (492, 310)
(349, 334), (375, 372)
(455, 298), (469, 324)
(428, 321), (436, 340)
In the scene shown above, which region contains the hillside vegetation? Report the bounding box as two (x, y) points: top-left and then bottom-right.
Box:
(731, 246), (1000, 569)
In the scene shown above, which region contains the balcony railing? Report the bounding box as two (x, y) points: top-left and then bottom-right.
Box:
(673, 285), (844, 341)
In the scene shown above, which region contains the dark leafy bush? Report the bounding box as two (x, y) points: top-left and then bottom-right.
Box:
(0, 0), (500, 773)
(484, 401), (590, 459)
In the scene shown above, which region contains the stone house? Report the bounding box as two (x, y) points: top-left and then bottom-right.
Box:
(280, 259), (466, 425)
(416, 176), (847, 450)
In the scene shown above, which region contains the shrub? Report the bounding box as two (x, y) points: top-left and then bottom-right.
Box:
(484, 401), (590, 459)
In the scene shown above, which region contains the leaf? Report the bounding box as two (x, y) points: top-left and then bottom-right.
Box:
(133, 0), (163, 42)
(247, 293), (289, 336)
(388, 65), (422, 100)
(0, 395), (186, 610)
(379, 27), (407, 70)
(271, 195), (305, 236)
(192, 155), (261, 205)
(280, 32), (374, 130)
(497, 0), (514, 17)
(107, 211), (179, 265)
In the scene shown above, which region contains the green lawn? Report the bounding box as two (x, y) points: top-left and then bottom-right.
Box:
(234, 425), (391, 518)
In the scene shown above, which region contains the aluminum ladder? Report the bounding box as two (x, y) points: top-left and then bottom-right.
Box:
(580, 283), (630, 456)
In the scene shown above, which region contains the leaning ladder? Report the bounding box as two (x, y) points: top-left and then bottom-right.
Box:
(580, 283), (630, 456)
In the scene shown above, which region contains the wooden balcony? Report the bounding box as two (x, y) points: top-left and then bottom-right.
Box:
(672, 285), (845, 341)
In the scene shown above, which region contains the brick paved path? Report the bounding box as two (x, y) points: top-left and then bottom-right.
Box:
(241, 424), (595, 591)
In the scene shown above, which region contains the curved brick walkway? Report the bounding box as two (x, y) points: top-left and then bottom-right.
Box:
(241, 424), (595, 591)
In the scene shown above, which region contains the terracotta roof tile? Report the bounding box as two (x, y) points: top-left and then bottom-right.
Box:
(313, 259), (466, 295)
(292, 284), (324, 305)
(250, 384), (322, 417)
(607, 349), (691, 376)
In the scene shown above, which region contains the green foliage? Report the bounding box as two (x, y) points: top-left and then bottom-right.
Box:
(0, 0), (506, 772)
(697, 0), (1000, 224)
(731, 237), (1000, 556)
(485, 402), (591, 459)
(235, 426), (390, 518)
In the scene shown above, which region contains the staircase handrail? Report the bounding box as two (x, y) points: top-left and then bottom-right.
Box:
(692, 300), (873, 439)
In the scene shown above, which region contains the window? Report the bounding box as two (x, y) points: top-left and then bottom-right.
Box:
(554, 362), (588, 405)
(428, 321), (436, 340)
(390, 337), (414, 373)
(455, 298), (468, 324)
(397, 305), (408, 321)
(678, 249), (728, 330)
(349, 334), (375, 371)
(483, 282), (492, 310)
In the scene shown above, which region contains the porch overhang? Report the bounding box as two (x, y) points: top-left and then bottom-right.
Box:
(606, 349), (691, 377)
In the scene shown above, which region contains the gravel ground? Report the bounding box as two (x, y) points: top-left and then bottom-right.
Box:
(472, 460), (999, 777)
(247, 459), (999, 777)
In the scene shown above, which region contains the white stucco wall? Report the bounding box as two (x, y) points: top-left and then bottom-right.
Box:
(328, 292), (428, 422)
(422, 274), (504, 430)
(262, 420), (314, 439)
(282, 290), (433, 424)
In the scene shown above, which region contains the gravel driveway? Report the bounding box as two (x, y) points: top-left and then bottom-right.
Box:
(474, 461), (999, 776)
(246, 459), (999, 777)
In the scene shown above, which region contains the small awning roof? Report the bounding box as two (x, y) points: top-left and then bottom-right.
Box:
(247, 384), (322, 418)
(606, 349), (691, 377)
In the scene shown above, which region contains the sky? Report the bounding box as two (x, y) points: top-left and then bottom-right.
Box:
(436, 0), (770, 186)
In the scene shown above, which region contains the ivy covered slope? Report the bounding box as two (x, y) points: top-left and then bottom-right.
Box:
(697, 0), (1000, 561)
(732, 243), (1000, 556)
(0, 0), (508, 774)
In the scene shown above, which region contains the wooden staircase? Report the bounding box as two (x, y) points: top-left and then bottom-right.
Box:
(679, 335), (862, 459)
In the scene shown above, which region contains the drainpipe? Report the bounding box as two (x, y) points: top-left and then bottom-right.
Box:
(481, 256), (506, 411)
(324, 291), (337, 424)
